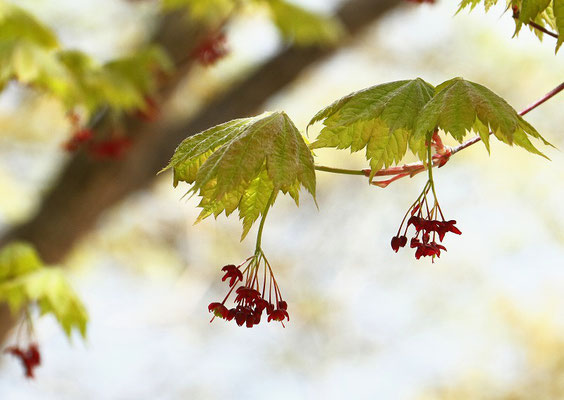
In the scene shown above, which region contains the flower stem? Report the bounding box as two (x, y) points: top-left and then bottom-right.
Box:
(427, 140), (439, 204)
(255, 189), (276, 254)
(314, 165), (367, 176)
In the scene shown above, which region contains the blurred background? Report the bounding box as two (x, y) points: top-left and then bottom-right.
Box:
(0, 0), (563, 399)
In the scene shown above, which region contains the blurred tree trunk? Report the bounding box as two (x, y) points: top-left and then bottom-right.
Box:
(0, 0), (402, 344)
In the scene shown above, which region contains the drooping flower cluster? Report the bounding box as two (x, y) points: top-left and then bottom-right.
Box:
(192, 32), (229, 66)
(391, 180), (461, 260)
(5, 343), (41, 379)
(63, 129), (94, 152)
(89, 137), (132, 159)
(208, 254), (289, 328)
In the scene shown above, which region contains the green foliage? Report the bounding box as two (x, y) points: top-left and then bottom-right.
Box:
(162, 0), (235, 23)
(309, 78), (550, 171)
(58, 47), (173, 112)
(0, 1), (58, 49)
(308, 79), (435, 179)
(0, 242), (88, 339)
(457, 0), (562, 52)
(555, 0), (564, 50)
(0, 1), (172, 114)
(163, 0), (342, 46)
(266, 0), (343, 45)
(163, 111), (316, 239)
(413, 77), (552, 157)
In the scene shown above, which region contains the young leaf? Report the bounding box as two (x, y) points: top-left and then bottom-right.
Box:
(0, 242), (42, 281)
(0, 242), (88, 339)
(413, 77), (552, 157)
(308, 78), (435, 178)
(163, 111), (315, 238)
(162, 0), (235, 23)
(555, 0), (564, 51)
(514, 0), (551, 36)
(0, 1), (59, 49)
(0, 269), (88, 338)
(267, 0), (344, 46)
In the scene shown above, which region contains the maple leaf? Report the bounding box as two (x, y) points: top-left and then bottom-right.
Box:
(266, 0), (344, 46)
(0, 1), (59, 49)
(555, 0), (564, 51)
(413, 77), (552, 157)
(0, 242), (88, 339)
(308, 78), (435, 179)
(163, 111), (316, 239)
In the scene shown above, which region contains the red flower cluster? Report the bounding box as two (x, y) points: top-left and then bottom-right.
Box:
(391, 182), (461, 260)
(5, 344), (41, 378)
(192, 32), (229, 66)
(89, 137), (132, 159)
(208, 256), (289, 328)
(63, 129), (94, 152)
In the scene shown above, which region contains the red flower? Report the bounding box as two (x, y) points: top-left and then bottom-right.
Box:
(208, 302), (229, 319)
(192, 32), (229, 66)
(63, 129), (93, 152)
(89, 138), (132, 159)
(392, 180), (461, 260)
(208, 255), (289, 328)
(221, 264), (243, 287)
(391, 235), (408, 252)
(268, 309), (290, 323)
(5, 344), (41, 378)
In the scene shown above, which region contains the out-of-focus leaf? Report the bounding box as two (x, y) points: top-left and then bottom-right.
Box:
(162, 0), (235, 23)
(0, 1), (58, 49)
(267, 0), (343, 45)
(0, 242), (88, 339)
(0, 242), (42, 281)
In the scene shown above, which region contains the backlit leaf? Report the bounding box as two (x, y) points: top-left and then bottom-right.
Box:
(308, 78), (435, 178)
(267, 0), (343, 45)
(413, 77), (552, 157)
(163, 111), (315, 238)
(0, 242), (88, 339)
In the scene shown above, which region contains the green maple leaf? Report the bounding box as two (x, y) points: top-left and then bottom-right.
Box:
(0, 1), (59, 49)
(413, 77), (552, 157)
(555, 0), (564, 51)
(0, 242), (88, 339)
(0, 242), (42, 281)
(163, 111), (316, 239)
(267, 0), (343, 46)
(514, 0), (551, 35)
(457, 0), (561, 51)
(308, 78), (435, 178)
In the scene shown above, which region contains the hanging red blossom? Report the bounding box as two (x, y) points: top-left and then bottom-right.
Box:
(5, 344), (41, 379)
(391, 179), (461, 260)
(208, 254), (289, 328)
(192, 32), (229, 66)
(88, 137), (132, 159)
(63, 129), (93, 152)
